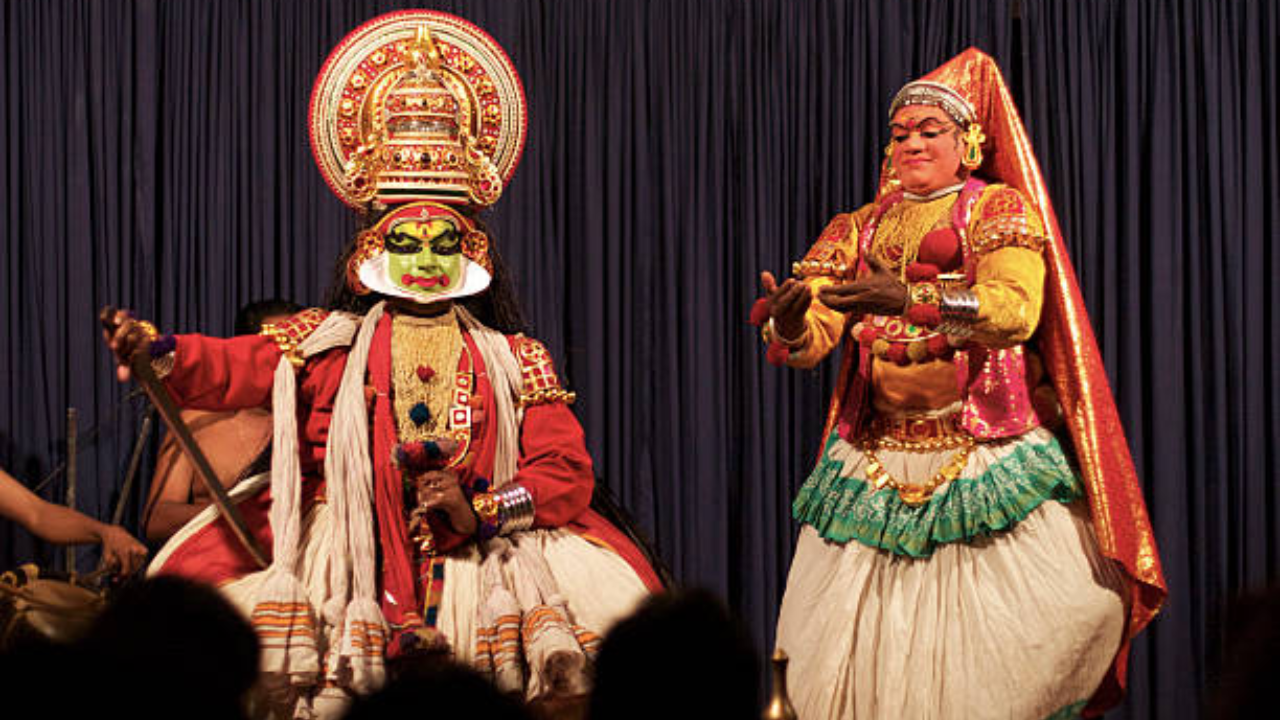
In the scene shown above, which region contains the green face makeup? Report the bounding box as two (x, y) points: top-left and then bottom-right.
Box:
(386, 218), (465, 296)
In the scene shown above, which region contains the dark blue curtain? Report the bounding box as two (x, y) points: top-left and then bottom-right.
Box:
(1, 2), (1276, 718)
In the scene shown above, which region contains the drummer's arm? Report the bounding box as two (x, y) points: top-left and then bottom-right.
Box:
(141, 433), (209, 542)
(0, 469), (147, 573)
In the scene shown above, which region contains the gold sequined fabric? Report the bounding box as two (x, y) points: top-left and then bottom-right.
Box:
(391, 308), (463, 442)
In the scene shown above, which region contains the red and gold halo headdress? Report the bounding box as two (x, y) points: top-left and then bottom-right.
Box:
(309, 10), (528, 210)
(876, 48), (1167, 714)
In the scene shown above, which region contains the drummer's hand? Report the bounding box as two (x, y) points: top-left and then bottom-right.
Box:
(416, 470), (477, 535)
(98, 306), (153, 383)
(760, 271), (811, 342)
(97, 524), (148, 576)
(817, 260), (908, 317)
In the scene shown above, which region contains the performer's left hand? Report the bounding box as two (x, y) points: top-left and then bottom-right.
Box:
(818, 261), (908, 317)
(416, 470), (478, 535)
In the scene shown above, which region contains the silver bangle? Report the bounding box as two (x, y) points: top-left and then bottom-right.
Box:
(767, 317), (809, 348)
(937, 289), (979, 337)
(495, 485), (535, 534)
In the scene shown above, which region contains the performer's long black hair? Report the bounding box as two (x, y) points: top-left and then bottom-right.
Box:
(325, 208), (529, 336)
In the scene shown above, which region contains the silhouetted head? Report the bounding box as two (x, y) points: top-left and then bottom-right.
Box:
(590, 588), (760, 720)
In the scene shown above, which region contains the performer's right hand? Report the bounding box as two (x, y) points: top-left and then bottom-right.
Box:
(99, 305), (152, 383)
(760, 271), (812, 341)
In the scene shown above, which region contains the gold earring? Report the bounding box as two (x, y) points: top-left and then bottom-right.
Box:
(961, 123), (986, 169)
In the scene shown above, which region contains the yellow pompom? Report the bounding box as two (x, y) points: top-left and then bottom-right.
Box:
(906, 340), (929, 362)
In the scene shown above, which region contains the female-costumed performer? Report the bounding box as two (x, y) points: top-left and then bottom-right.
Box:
(755, 49), (1165, 719)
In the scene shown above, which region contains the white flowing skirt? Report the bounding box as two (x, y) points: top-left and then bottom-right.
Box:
(776, 430), (1128, 720)
(151, 474), (651, 716)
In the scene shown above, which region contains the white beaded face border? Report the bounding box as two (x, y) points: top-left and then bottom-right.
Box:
(357, 252), (492, 304)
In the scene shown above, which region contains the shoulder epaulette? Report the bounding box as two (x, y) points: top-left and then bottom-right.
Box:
(259, 308), (331, 367)
(508, 335), (576, 407)
(794, 213), (857, 279)
(968, 185), (1048, 255)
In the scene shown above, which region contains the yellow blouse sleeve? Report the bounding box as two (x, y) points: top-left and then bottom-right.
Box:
(965, 185), (1049, 347)
(774, 205), (874, 368)
(970, 247), (1045, 345)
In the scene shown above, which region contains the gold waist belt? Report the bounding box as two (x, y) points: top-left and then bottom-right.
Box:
(868, 412), (971, 451)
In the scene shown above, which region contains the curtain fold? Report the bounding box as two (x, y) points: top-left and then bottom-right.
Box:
(1, 2), (1275, 717)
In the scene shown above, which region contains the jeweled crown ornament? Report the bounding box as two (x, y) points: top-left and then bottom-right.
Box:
(348, 27), (503, 206)
(310, 11), (527, 210)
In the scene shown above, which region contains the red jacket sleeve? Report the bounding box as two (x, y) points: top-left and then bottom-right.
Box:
(514, 401), (595, 528)
(166, 334), (283, 411)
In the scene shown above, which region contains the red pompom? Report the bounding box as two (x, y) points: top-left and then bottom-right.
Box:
(749, 297), (771, 327)
(918, 228), (962, 270)
(765, 342), (791, 366)
(403, 442), (428, 468)
(886, 343), (909, 365)
(905, 262), (940, 282)
(926, 334), (950, 356)
(906, 303), (942, 327)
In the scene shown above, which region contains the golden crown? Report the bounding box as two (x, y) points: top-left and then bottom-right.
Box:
(310, 11), (527, 210)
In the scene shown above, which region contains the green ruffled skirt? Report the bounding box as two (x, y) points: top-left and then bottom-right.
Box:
(793, 426), (1083, 557)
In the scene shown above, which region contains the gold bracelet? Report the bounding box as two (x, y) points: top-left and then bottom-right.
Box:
(135, 319), (160, 342)
(472, 492), (501, 538)
(907, 281), (941, 310)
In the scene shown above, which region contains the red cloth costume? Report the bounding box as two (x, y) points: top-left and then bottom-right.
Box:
(153, 314), (661, 612)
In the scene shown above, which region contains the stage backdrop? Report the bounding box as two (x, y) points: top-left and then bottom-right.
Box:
(1, 1), (1276, 717)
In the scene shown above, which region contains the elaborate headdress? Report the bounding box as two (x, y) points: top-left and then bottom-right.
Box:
(886, 49), (1167, 713)
(309, 10), (527, 302)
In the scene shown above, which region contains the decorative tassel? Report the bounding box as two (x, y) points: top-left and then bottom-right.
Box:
(409, 402), (431, 427)
(507, 539), (590, 700)
(764, 342), (791, 367)
(748, 296), (771, 326)
(250, 356), (321, 692)
(476, 540), (525, 694)
(415, 364), (435, 382)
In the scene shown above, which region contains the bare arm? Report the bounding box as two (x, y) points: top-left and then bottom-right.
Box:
(0, 469), (147, 574)
(142, 433), (201, 542)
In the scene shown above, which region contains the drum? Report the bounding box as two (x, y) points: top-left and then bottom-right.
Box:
(0, 564), (106, 652)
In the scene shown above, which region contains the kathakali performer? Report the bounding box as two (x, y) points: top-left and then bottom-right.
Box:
(753, 49), (1165, 719)
(103, 11), (659, 717)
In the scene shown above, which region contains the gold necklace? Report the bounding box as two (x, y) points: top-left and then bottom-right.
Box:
(870, 193), (957, 281)
(861, 435), (975, 507)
